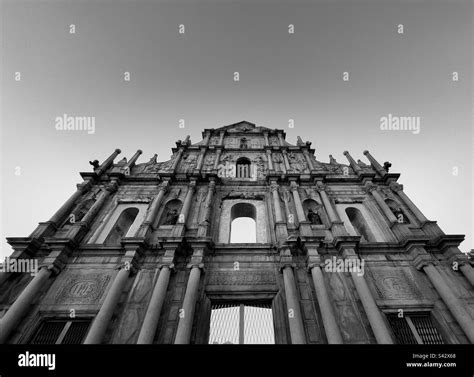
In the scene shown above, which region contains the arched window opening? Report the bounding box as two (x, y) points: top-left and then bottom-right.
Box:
(385, 199), (411, 224)
(160, 199), (183, 226)
(104, 207), (139, 245)
(302, 199), (323, 225)
(236, 157), (251, 179)
(345, 207), (376, 242)
(230, 203), (257, 243)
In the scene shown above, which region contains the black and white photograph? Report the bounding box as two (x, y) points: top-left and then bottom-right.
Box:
(0, 0), (473, 376)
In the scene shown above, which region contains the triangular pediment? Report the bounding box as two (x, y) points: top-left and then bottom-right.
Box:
(213, 121), (274, 134)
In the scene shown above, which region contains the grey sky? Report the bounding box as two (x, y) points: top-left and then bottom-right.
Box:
(1, 0), (472, 258)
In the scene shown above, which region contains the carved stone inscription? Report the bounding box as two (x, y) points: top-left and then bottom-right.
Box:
(55, 273), (112, 304)
(208, 271), (276, 286)
(370, 269), (421, 299)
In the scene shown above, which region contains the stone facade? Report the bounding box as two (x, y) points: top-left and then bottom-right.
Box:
(0, 120), (473, 344)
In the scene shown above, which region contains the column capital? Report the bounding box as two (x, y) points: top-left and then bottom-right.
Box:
(105, 180), (119, 193)
(157, 263), (175, 271)
(315, 181), (326, 192)
(186, 262), (204, 271)
(289, 181), (299, 191)
(270, 181), (280, 191)
(77, 180), (93, 192)
(364, 181), (378, 193)
(389, 182), (404, 193)
(411, 252), (437, 270)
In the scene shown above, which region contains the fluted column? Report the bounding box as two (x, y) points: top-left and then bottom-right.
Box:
(349, 262), (393, 344)
(302, 149), (315, 171)
(281, 263), (306, 344)
(174, 264), (203, 344)
(137, 265), (173, 344)
(136, 181), (169, 238)
(308, 249), (343, 344)
(343, 151), (362, 174)
(0, 267), (52, 343)
(95, 149), (121, 176)
(422, 263), (474, 342)
(84, 263), (131, 344)
(197, 180), (216, 237)
(363, 150), (386, 177)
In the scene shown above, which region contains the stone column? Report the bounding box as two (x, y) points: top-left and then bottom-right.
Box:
(195, 147), (207, 172)
(302, 149), (315, 171)
(366, 185), (397, 224)
(363, 150), (386, 177)
(218, 131), (225, 145)
(307, 249), (343, 344)
(84, 266), (130, 344)
(343, 151), (362, 174)
(280, 259), (306, 344)
(180, 181), (196, 224)
(282, 150), (291, 172)
(315, 184), (339, 224)
(459, 264), (474, 286)
(203, 131), (211, 146)
(197, 180), (216, 238)
(271, 182), (283, 223)
(172, 181), (196, 237)
(421, 263), (474, 342)
(137, 265), (173, 344)
(136, 181), (169, 238)
(390, 183), (427, 223)
(213, 149), (222, 170)
(47, 181), (93, 226)
(174, 264), (203, 344)
(277, 132), (285, 146)
(349, 264), (394, 344)
(266, 149), (274, 170)
(290, 182), (306, 223)
(263, 132), (269, 146)
(171, 148), (184, 173)
(80, 181), (119, 228)
(0, 267), (52, 343)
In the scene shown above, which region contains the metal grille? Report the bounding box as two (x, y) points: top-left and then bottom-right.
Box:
(387, 313), (443, 344)
(30, 321), (65, 344)
(61, 321), (91, 344)
(209, 303), (274, 344)
(30, 320), (91, 344)
(410, 315), (444, 344)
(387, 315), (418, 344)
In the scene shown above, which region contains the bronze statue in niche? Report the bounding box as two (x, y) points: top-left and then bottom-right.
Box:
(307, 208), (322, 225)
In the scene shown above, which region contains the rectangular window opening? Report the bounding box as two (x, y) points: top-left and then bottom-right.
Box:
(29, 319), (91, 345)
(387, 313), (444, 344)
(209, 303), (275, 344)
